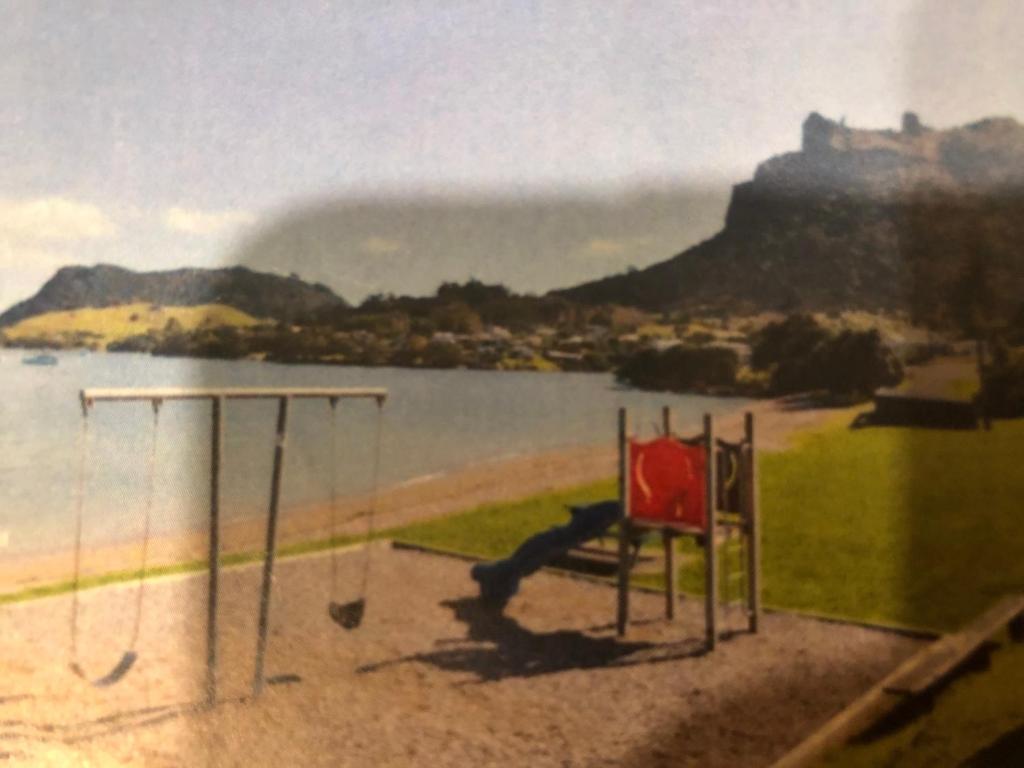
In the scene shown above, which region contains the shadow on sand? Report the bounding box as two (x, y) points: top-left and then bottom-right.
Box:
(357, 596), (710, 683)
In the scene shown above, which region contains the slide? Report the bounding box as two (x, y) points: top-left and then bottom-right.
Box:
(469, 500), (620, 608)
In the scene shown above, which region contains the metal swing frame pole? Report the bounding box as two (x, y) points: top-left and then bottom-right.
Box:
(79, 386), (388, 705)
(206, 396), (223, 707)
(251, 395), (289, 698)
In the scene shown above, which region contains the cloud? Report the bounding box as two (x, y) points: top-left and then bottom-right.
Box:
(163, 206), (256, 235)
(0, 197), (117, 242)
(0, 241), (76, 309)
(359, 236), (404, 255)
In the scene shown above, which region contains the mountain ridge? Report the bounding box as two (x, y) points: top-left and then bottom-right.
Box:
(555, 112), (1024, 324)
(0, 264), (348, 327)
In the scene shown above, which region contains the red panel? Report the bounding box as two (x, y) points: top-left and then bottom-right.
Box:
(628, 437), (707, 529)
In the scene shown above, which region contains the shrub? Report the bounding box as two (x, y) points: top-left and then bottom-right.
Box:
(981, 348), (1024, 418)
(615, 345), (739, 392)
(752, 315), (903, 401)
(750, 314), (829, 371)
(816, 329), (903, 400)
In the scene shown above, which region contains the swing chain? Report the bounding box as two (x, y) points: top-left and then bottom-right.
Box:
(361, 398), (385, 596)
(69, 396), (161, 683)
(328, 399), (341, 597)
(129, 399), (161, 649)
(326, 396), (384, 625)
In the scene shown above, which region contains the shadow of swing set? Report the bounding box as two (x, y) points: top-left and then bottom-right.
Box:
(68, 386), (388, 705)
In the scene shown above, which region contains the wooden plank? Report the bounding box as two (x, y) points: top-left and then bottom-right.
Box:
(630, 519), (705, 538)
(884, 595), (1024, 695)
(772, 594), (1024, 768)
(770, 651), (928, 768)
(567, 543), (657, 561)
(664, 531), (677, 620)
(616, 408), (630, 637)
(704, 413), (717, 651)
(745, 412), (761, 634)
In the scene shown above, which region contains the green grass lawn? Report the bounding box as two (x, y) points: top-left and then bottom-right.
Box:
(386, 481), (617, 560)
(391, 417), (1024, 633)
(764, 419), (1024, 630)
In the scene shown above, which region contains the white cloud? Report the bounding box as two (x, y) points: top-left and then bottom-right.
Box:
(0, 197), (117, 242)
(0, 241), (76, 310)
(163, 206), (256, 235)
(359, 236), (404, 255)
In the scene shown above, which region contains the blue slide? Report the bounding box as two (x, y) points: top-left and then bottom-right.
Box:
(470, 500), (620, 608)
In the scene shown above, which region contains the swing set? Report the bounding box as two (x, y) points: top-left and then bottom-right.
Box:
(69, 386), (387, 705)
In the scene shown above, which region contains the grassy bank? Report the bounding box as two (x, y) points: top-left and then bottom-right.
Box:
(391, 415), (1024, 633)
(1, 302), (260, 349)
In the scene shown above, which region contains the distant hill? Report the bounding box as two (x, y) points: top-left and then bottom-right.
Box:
(556, 112), (1024, 326)
(0, 264), (348, 327)
(1, 303), (261, 350)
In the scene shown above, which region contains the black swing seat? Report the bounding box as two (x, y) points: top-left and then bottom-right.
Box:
(329, 599), (365, 630)
(70, 651), (138, 687)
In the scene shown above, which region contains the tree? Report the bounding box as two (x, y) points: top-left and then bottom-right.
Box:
(817, 329), (903, 399)
(751, 315), (902, 401)
(615, 346), (739, 392)
(750, 314), (829, 371)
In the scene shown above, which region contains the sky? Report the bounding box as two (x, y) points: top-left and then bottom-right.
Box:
(1, 0), (1023, 309)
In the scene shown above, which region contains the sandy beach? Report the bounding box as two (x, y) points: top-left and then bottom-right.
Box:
(0, 396), (888, 766)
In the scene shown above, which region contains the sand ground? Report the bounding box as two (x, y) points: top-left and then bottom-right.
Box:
(0, 546), (921, 767)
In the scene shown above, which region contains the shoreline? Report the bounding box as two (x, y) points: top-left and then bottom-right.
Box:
(0, 396), (859, 599)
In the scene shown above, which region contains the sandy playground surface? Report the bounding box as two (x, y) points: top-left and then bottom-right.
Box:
(0, 545), (922, 767)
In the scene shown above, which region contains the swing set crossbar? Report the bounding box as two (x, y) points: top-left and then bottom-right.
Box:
(81, 386), (387, 404)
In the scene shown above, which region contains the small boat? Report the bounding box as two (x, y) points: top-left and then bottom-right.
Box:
(22, 353), (59, 366)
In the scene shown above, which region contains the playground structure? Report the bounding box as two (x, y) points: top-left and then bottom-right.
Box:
(71, 386), (386, 705)
(470, 406), (760, 650)
(616, 407), (760, 648)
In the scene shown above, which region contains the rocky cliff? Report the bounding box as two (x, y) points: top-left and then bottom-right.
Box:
(557, 112), (1024, 325)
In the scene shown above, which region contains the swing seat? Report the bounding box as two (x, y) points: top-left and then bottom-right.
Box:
(70, 651), (137, 688)
(329, 599), (365, 630)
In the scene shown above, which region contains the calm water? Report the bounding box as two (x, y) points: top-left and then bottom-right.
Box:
(0, 351), (746, 556)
